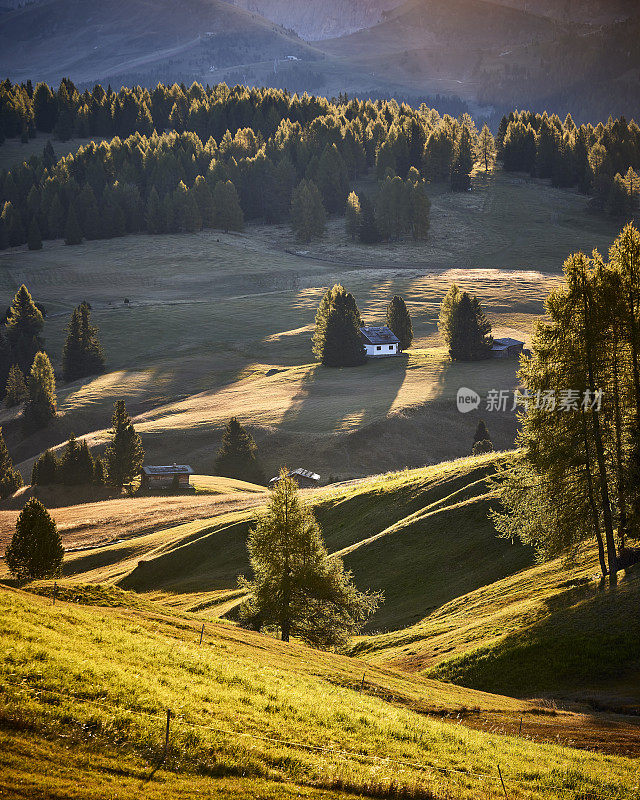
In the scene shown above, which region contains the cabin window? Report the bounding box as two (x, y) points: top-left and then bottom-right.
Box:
(389, 345), (394, 350)
(376, 345), (381, 351)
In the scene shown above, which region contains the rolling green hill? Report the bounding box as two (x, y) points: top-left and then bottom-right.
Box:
(1, 585), (639, 799)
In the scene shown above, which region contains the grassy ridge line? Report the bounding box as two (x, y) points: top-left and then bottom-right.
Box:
(1, 586), (638, 799)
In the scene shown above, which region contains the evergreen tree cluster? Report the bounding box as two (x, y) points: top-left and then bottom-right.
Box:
(347, 169), (431, 244)
(438, 284), (493, 361)
(31, 435), (103, 487)
(0, 80), (483, 250)
(498, 111), (640, 218)
(495, 223), (640, 584)
(312, 284), (366, 368)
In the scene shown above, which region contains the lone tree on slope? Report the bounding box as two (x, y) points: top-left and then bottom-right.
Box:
(62, 302), (106, 382)
(239, 470), (381, 648)
(214, 417), (265, 485)
(23, 352), (57, 433)
(385, 295), (413, 350)
(103, 400), (144, 490)
(439, 286), (492, 362)
(5, 284), (45, 376)
(5, 498), (63, 582)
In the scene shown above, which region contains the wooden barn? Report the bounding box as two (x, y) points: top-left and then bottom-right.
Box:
(360, 326), (401, 357)
(491, 337), (524, 359)
(141, 464), (194, 490)
(269, 468), (321, 489)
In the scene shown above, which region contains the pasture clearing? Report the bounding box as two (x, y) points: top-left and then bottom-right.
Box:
(2, 584), (640, 800)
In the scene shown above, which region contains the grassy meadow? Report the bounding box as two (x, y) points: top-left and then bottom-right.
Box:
(0, 168), (612, 479)
(2, 585), (640, 799)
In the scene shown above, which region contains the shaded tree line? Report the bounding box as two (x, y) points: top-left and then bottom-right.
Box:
(498, 111), (640, 219)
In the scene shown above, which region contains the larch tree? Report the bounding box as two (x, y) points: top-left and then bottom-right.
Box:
(103, 400), (144, 490)
(239, 470), (382, 648)
(5, 498), (63, 582)
(448, 292), (493, 361)
(0, 427), (23, 499)
(62, 302), (105, 382)
(212, 180), (244, 232)
(5, 284), (45, 376)
(4, 364), (27, 407)
(357, 192), (381, 244)
(376, 175), (410, 241)
(291, 179), (326, 243)
(438, 284), (461, 350)
(23, 352), (57, 432)
(313, 284), (365, 368)
(385, 295), (413, 350)
(58, 434), (95, 486)
(451, 126), (474, 192)
(214, 417), (265, 485)
(345, 191), (360, 241)
(476, 124), (497, 173)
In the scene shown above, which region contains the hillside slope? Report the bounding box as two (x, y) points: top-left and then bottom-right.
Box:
(23, 453), (536, 629)
(2, 585), (640, 799)
(0, 0), (314, 85)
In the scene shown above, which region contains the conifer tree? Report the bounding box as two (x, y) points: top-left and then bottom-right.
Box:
(291, 179), (325, 243)
(385, 295), (413, 350)
(407, 168), (431, 240)
(0, 427), (23, 499)
(451, 126), (474, 192)
(27, 217), (42, 251)
(315, 144), (349, 214)
(438, 284), (461, 351)
(5, 498), (63, 581)
(6, 284), (45, 376)
(59, 434), (95, 485)
(448, 292), (493, 361)
(5, 364), (27, 407)
(191, 175), (215, 227)
(78, 184), (101, 240)
(476, 124), (497, 173)
(212, 180), (244, 232)
(473, 419), (491, 445)
(357, 192), (381, 244)
(239, 470), (381, 647)
(47, 194), (65, 240)
(64, 203), (82, 245)
(314, 285), (366, 368)
(31, 449), (58, 486)
(93, 458), (106, 486)
(376, 175), (410, 241)
(0, 330), (12, 400)
(23, 352), (57, 432)
(214, 417), (265, 485)
(184, 190), (202, 233)
(62, 303), (105, 382)
(146, 187), (164, 234)
(345, 191), (360, 241)
(103, 400), (144, 489)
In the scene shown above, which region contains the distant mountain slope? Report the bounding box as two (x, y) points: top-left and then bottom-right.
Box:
(224, 0), (403, 40)
(0, 0), (313, 85)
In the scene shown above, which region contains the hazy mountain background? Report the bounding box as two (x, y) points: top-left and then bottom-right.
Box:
(1, 0), (638, 120)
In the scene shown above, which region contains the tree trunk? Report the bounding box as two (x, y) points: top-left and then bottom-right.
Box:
(582, 274), (618, 582)
(611, 326), (628, 550)
(582, 410), (608, 577)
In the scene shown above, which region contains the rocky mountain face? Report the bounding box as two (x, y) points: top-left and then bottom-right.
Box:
(225, 0), (403, 40)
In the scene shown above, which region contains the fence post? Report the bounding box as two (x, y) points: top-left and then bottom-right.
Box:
(360, 672), (365, 692)
(497, 764), (508, 799)
(518, 716), (523, 736)
(52, 582), (57, 605)
(199, 624), (204, 645)
(164, 709), (171, 755)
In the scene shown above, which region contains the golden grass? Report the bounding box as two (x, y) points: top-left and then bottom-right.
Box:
(2, 586), (640, 799)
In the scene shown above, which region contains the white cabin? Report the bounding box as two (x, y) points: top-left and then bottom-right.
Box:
(360, 326), (400, 357)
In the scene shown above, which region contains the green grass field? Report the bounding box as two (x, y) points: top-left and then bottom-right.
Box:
(2, 585), (639, 800)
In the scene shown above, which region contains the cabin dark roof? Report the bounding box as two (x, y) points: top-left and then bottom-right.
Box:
(269, 468), (320, 485)
(360, 326), (400, 345)
(142, 465), (194, 476)
(491, 337), (524, 350)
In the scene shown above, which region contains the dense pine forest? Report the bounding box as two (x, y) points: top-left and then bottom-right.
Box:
(0, 79), (638, 252)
